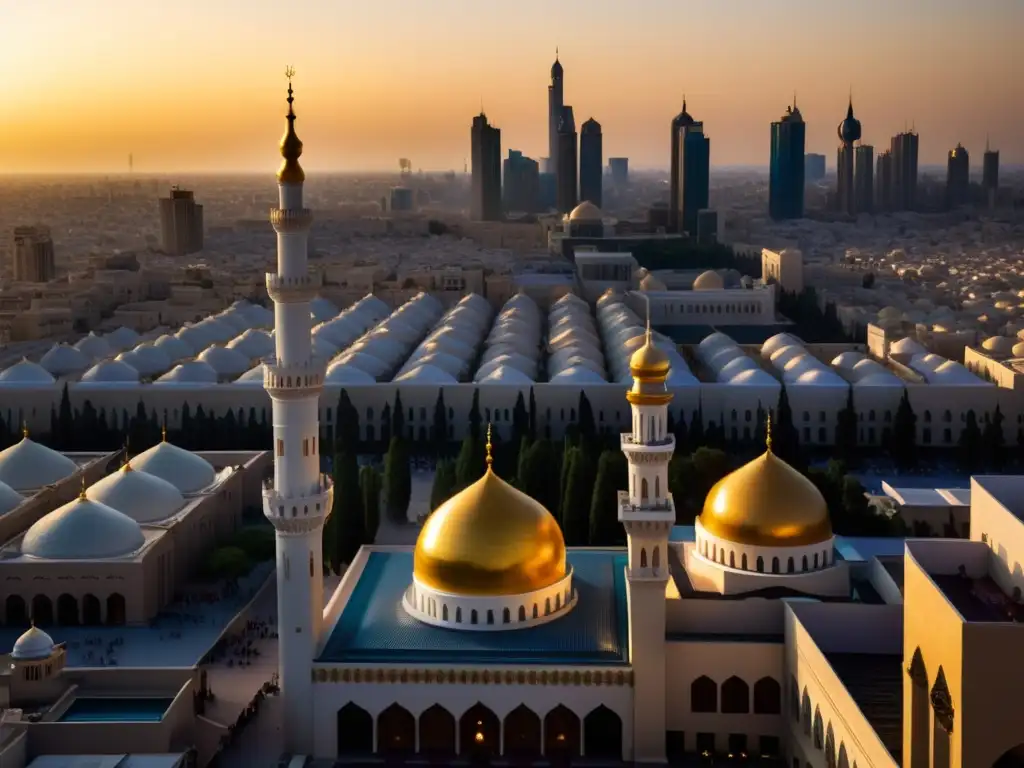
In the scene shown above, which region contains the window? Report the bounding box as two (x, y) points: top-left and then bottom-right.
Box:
(728, 734), (748, 757)
(753, 677), (781, 714)
(696, 733), (716, 756)
(721, 676), (750, 713)
(276, 439), (284, 457)
(302, 438), (309, 457)
(759, 735), (780, 758)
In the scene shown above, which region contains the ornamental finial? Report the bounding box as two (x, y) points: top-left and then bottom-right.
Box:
(765, 411), (773, 453)
(485, 423), (493, 469)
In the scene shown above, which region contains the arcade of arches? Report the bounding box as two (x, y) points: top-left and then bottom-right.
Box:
(335, 701), (622, 761)
(4, 593), (127, 627)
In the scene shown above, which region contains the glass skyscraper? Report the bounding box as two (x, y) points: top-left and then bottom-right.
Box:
(769, 103), (805, 220)
(579, 118), (603, 207)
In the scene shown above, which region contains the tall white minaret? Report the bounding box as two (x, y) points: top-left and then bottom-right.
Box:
(263, 68), (332, 756)
(618, 308), (674, 764)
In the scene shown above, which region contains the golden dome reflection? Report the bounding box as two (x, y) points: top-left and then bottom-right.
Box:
(413, 438), (566, 596)
(699, 449), (832, 548)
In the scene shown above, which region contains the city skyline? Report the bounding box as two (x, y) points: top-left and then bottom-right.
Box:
(1, 0), (1022, 174)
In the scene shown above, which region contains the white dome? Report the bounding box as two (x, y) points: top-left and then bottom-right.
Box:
(87, 464), (185, 523)
(478, 366), (535, 385)
(717, 356), (759, 382)
(393, 364), (457, 384)
(194, 318), (236, 344)
(725, 369), (779, 386)
(197, 345), (252, 377)
(153, 334), (194, 362)
(311, 297), (340, 323)
(418, 335), (473, 359)
(215, 311), (251, 332)
(401, 351), (466, 379)
(175, 326), (212, 354)
(761, 333), (801, 359)
(336, 352), (388, 379)
(325, 364), (376, 385)
(0, 438), (78, 491)
(855, 372), (905, 387)
(123, 343), (173, 377)
(21, 496), (145, 560)
(982, 336), (1016, 356)
(234, 364), (267, 385)
(831, 351), (867, 370)
(889, 337), (927, 356)
(698, 332), (736, 356)
(549, 366), (606, 385)
(0, 479), (24, 515)
(11, 626), (54, 660)
(706, 345), (745, 372)
(474, 359), (537, 383)
(39, 344), (91, 376)
(793, 369), (847, 387)
(693, 270), (725, 291)
(154, 361), (219, 385)
(227, 329), (275, 359)
(74, 332), (113, 361)
(0, 359), (56, 386)
(104, 326), (141, 350)
(131, 441), (216, 493)
(1012, 342), (1024, 358)
(79, 359), (141, 385)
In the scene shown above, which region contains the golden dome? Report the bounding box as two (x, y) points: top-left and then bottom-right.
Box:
(629, 330), (671, 380)
(277, 70), (305, 185)
(699, 448), (831, 547)
(413, 435), (566, 596)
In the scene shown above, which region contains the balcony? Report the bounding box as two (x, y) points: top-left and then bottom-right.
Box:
(263, 475), (334, 534)
(621, 433), (675, 448)
(266, 271), (321, 303)
(269, 207), (313, 232)
(263, 356), (327, 399)
(617, 490), (676, 522)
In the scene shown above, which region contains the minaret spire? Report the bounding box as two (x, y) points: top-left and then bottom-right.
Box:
(765, 411), (773, 453)
(277, 66), (305, 185)
(485, 423), (494, 469)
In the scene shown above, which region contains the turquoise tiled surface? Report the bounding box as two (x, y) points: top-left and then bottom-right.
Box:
(318, 550), (629, 665)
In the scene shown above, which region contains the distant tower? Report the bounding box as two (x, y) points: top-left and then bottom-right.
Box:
(675, 105), (710, 236)
(619, 310), (675, 763)
(128, 153), (133, 174)
(946, 144), (970, 208)
(470, 113), (502, 221)
(983, 138), (999, 200)
(579, 117), (603, 208)
(159, 188), (204, 256)
(769, 99), (805, 220)
(890, 129), (919, 211)
(547, 50), (564, 175)
(854, 144), (874, 214)
(669, 99), (695, 233)
(836, 97), (862, 216)
(875, 149), (893, 212)
(556, 106), (578, 214)
(263, 68), (333, 756)
(11, 226), (56, 283)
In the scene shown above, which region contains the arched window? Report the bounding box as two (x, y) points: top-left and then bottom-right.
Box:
(442, 605), (449, 621)
(813, 707), (824, 749)
(655, 477), (660, 498)
(801, 689), (812, 735)
(640, 548), (648, 568)
(729, 551), (735, 568)
(721, 676), (750, 714)
(742, 553), (748, 570)
(753, 677), (781, 714)
(772, 556), (780, 573)
(641, 478), (649, 500)
(787, 557), (795, 573)
(756, 556), (764, 572)
(518, 605), (526, 621)
(503, 607), (510, 624)
(470, 609), (478, 624)
(690, 675), (717, 713)
(652, 547), (661, 571)
(802, 555), (809, 571)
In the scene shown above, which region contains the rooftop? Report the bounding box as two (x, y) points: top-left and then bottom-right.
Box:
(931, 572), (1024, 623)
(881, 483), (971, 508)
(877, 555), (905, 596)
(317, 549), (629, 665)
(825, 652), (903, 764)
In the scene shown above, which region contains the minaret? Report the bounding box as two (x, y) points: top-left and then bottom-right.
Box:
(618, 303), (674, 764)
(262, 68), (333, 755)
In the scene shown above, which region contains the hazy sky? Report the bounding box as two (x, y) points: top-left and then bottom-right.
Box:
(1, 0), (1022, 174)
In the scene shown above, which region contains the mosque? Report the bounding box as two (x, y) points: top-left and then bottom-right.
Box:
(253, 84), (1024, 768)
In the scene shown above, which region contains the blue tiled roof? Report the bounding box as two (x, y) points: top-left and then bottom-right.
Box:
(317, 550), (630, 665)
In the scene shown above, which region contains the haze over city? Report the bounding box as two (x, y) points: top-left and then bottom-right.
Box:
(2, 0), (1022, 173)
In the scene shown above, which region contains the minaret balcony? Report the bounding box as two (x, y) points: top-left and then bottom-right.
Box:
(263, 356), (327, 399)
(266, 271), (321, 303)
(620, 434), (675, 462)
(262, 475), (334, 535)
(617, 491), (676, 524)
(269, 207), (313, 233)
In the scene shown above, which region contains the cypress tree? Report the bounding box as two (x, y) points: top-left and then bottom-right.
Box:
(528, 387), (537, 441)
(561, 448), (596, 546)
(57, 383), (74, 450)
(515, 435), (532, 486)
(468, 389), (482, 441)
(512, 392), (529, 463)
(359, 465), (382, 545)
(589, 450), (628, 546)
(519, 439), (560, 514)
(391, 392), (405, 442)
(335, 389), (360, 455)
(688, 408), (705, 449)
(958, 410), (983, 473)
(431, 390), (449, 457)
(578, 391), (596, 444)
(835, 388), (858, 463)
(383, 436), (412, 524)
(891, 390), (917, 470)
(772, 386), (801, 466)
(333, 452), (364, 568)
(454, 435), (486, 492)
(429, 459), (458, 511)
(982, 406), (1006, 471)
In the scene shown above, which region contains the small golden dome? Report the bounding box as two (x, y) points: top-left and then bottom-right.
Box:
(629, 330), (671, 380)
(277, 69), (305, 185)
(699, 449), (831, 547)
(414, 434), (566, 596)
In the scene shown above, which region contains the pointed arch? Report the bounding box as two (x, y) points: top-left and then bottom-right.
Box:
(838, 743), (851, 768)
(813, 706), (824, 749)
(5, 595), (27, 625)
(753, 676), (781, 714)
(31, 595), (53, 626)
(377, 703), (415, 756)
(721, 675), (750, 714)
(825, 722), (837, 768)
(503, 704), (541, 759)
(801, 688), (812, 735)
(583, 706), (622, 760)
(931, 666), (953, 768)
(459, 702), (499, 758)
(690, 675), (717, 713)
(908, 647), (929, 768)
(544, 705), (581, 759)
(418, 704), (455, 757)
(336, 703), (373, 755)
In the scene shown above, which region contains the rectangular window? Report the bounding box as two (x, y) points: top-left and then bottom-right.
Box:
(312, 436), (317, 455)
(303, 438), (309, 457)
(276, 439), (284, 457)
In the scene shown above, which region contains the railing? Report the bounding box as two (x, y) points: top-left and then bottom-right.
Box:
(621, 434), (675, 448)
(269, 208), (313, 230)
(265, 272), (321, 301)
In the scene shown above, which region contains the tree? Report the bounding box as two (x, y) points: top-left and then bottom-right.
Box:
(518, 439), (560, 514)
(835, 388), (858, 464)
(204, 546), (252, 581)
(577, 391), (596, 444)
(672, 409), (689, 454)
(512, 393), (529, 462)
(391, 392), (405, 442)
(688, 408), (705, 449)
(515, 435), (532, 486)
(335, 389), (360, 454)
(383, 437), (412, 524)
(982, 406), (1006, 471)
(429, 460), (458, 511)
(357, 465), (380, 545)
(454, 435), (486, 492)
(431, 390), (449, 457)
(561, 448), (595, 546)
(528, 387), (537, 441)
(958, 410), (983, 473)
(333, 452), (364, 568)
(57, 383), (74, 450)
(891, 391), (917, 469)
(772, 386), (801, 466)
(468, 389), (482, 440)
(589, 450), (627, 546)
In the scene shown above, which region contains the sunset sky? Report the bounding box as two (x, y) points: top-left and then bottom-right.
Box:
(1, 0), (1021, 174)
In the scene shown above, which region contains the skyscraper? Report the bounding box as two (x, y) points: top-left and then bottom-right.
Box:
(669, 100), (695, 233)
(804, 153), (826, 183)
(547, 52), (564, 175)
(835, 99), (861, 216)
(10, 226), (56, 283)
(769, 102), (805, 220)
(875, 150), (893, 212)
(890, 130), (919, 212)
(983, 139), (999, 193)
(263, 74), (332, 756)
(579, 117), (603, 207)
(470, 112), (501, 221)
(676, 116), (710, 237)
(854, 144), (874, 214)
(608, 157), (629, 187)
(946, 144), (970, 208)
(159, 188), (204, 256)
(503, 150), (540, 213)
(556, 106), (578, 214)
